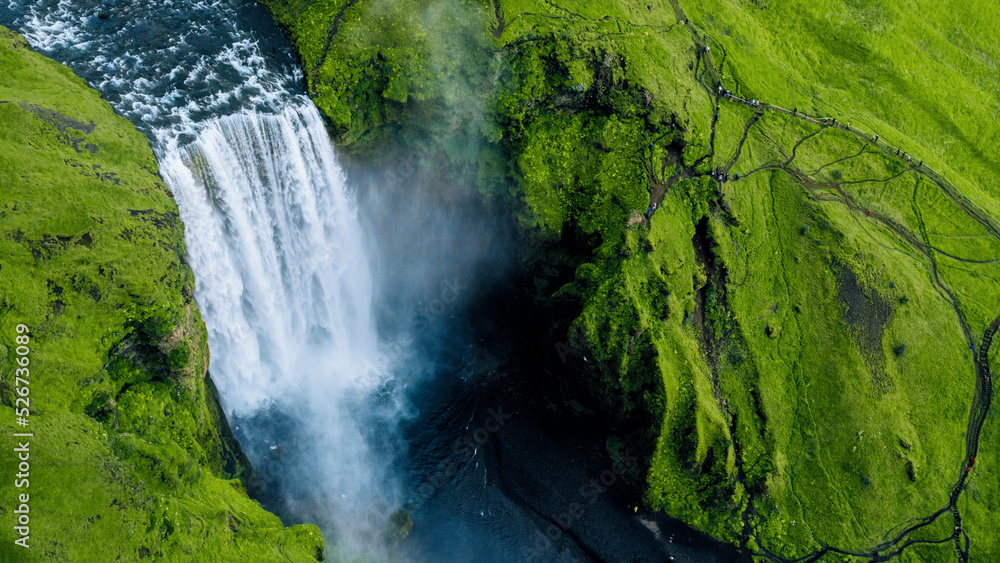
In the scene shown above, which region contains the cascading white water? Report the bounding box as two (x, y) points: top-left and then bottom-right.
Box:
(159, 98), (399, 557)
(160, 100), (377, 407)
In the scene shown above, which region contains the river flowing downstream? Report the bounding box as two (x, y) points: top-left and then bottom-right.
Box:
(1, 1), (742, 561)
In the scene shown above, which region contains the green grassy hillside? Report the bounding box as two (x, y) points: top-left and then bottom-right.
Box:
(262, 0), (999, 560)
(0, 27), (323, 562)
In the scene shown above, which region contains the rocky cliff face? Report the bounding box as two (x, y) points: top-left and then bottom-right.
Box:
(261, 0), (1000, 559)
(0, 26), (324, 561)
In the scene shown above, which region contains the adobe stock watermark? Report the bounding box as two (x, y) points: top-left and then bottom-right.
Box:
(383, 148), (428, 185)
(412, 278), (467, 332)
(521, 448), (638, 561)
(554, 324), (588, 364)
(10, 323), (34, 549)
(408, 405), (512, 509)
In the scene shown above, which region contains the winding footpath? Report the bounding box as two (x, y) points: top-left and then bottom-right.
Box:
(664, 0), (1000, 560)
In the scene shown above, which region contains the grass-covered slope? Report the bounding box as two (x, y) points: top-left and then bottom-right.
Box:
(262, 0), (999, 559)
(0, 27), (323, 562)
(685, 0), (1000, 227)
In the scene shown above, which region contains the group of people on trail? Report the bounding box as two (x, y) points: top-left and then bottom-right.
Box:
(709, 82), (931, 182)
(713, 167), (736, 182)
(874, 135), (923, 167)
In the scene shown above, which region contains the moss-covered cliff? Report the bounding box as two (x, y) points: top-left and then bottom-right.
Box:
(0, 27), (323, 561)
(261, 0), (1000, 560)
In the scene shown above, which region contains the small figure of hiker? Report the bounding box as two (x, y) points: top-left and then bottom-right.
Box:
(873, 134), (878, 142)
(919, 160), (922, 167)
(704, 45), (710, 53)
(734, 172), (740, 180)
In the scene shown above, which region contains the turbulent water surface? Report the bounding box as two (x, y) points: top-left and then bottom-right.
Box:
(2, 2), (743, 561)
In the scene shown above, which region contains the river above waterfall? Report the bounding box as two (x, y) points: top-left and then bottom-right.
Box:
(1, 1), (746, 561)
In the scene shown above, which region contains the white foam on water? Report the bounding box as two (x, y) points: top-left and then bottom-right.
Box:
(6, 0), (302, 134)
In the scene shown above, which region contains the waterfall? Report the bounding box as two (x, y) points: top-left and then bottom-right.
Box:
(159, 98), (399, 558)
(160, 100), (377, 407)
